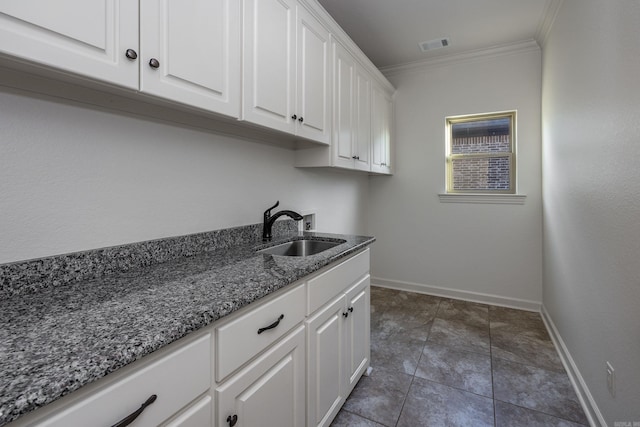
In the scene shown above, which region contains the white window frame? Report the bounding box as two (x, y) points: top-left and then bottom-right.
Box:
(439, 111), (526, 205)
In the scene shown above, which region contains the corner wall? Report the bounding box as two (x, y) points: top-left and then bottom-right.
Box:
(368, 46), (543, 307)
(541, 0), (640, 423)
(0, 85), (369, 264)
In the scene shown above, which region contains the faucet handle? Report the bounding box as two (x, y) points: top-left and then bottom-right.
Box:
(264, 201), (280, 218)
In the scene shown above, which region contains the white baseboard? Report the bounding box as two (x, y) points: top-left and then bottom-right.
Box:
(541, 305), (606, 427)
(371, 277), (541, 312)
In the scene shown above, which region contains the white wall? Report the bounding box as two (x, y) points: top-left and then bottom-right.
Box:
(368, 47), (543, 307)
(0, 86), (369, 264)
(542, 0), (640, 422)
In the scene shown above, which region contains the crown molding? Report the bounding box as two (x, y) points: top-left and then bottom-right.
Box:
(299, 0), (396, 93)
(380, 39), (540, 78)
(535, 0), (565, 47)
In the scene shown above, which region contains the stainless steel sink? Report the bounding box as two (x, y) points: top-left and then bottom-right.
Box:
(258, 239), (343, 257)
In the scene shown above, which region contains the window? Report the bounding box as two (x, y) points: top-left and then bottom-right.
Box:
(445, 111), (516, 194)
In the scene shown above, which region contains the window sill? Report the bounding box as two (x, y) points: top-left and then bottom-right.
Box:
(438, 193), (526, 205)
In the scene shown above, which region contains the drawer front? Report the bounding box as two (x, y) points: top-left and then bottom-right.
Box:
(216, 283), (306, 381)
(40, 334), (211, 427)
(163, 396), (212, 427)
(307, 249), (369, 315)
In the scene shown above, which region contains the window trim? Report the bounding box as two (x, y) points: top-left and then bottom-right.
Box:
(445, 111), (517, 195)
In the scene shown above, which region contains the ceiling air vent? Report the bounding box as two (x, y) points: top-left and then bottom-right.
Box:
(419, 37), (450, 52)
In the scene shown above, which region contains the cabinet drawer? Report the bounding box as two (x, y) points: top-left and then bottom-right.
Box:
(163, 396), (212, 427)
(39, 334), (211, 427)
(216, 284), (306, 381)
(307, 249), (369, 315)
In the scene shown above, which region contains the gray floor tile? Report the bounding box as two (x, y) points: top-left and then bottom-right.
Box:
(342, 367), (413, 427)
(489, 306), (564, 371)
(330, 409), (387, 427)
(493, 358), (588, 425)
(370, 332), (424, 375)
(397, 377), (494, 427)
(489, 305), (543, 322)
(495, 400), (588, 426)
(489, 306), (551, 340)
(358, 288), (589, 427)
(371, 302), (438, 342)
(371, 287), (442, 314)
(428, 317), (490, 354)
(415, 342), (493, 397)
(436, 299), (489, 327)
(491, 328), (565, 372)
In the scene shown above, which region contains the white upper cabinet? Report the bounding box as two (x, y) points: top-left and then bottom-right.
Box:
(371, 82), (393, 174)
(0, 0), (139, 89)
(140, 0), (241, 116)
(295, 5), (332, 144)
(332, 40), (356, 169)
(0, 0), (391, 155)
(353, 65), (372, 171)
(331, 40), (371, 171)
(242, 0), (296, 134)
(242, 0), (331, 144)
(0, 0), (241, 117)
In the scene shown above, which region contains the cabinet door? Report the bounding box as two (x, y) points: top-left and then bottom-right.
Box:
(140, 0), (240, 117)
(217, 326), (305, 427)
(295, 5), (331, 145)
(242, 0), (296, 133)
(306, 296), (345, 427)
(344, 275), (370, 393)
(353, 66), (371, 171)
(0, 0), (138, 89)
(332, 41), (356, 169)
(371, 83), (392, 174)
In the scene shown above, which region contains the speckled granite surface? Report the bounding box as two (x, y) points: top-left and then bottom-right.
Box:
(0, 221), (297, 301)
(0, 226), (374, 426)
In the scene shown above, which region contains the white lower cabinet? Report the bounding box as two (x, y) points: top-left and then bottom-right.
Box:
(216, 325), (306, 427)
(162, 396), (212, 427)
(306, 296), (345, 427)
(306, 250), (371, 427)
(343, 276), (370, 393)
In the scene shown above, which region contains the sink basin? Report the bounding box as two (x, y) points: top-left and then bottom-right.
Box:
(258, 239), (343, 257)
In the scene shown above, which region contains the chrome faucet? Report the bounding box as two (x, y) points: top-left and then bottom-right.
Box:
(262, 201), (303, 241)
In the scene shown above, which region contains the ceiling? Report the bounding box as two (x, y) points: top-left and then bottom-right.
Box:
(317, 0), (559, 69)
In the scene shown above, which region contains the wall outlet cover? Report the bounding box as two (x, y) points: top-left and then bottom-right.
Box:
(606, 361), (615, 397)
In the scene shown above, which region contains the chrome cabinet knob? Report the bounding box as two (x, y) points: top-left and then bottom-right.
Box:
(148, 58), (160, 69)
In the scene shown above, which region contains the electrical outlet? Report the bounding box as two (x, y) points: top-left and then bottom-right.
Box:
(606, 361), (615, 397)
(301, 212), (316, 232)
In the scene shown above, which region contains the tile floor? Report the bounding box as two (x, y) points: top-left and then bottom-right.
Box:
(331, 286), (589, 427)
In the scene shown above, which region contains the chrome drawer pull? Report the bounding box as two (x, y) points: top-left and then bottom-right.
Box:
(257, 314), (284, 334)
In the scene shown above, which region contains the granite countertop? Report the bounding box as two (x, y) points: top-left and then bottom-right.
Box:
(0, 231), (374, 426)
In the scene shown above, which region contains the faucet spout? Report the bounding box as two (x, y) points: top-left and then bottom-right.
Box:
(262, 201), (303, 241)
